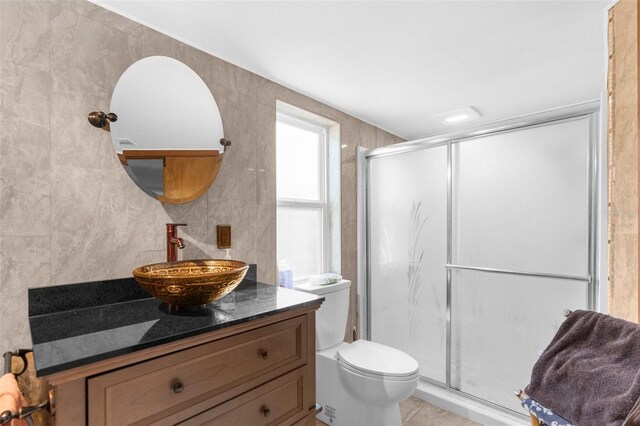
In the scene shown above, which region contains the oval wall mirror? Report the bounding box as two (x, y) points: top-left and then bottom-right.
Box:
(107, 56), (227, 204)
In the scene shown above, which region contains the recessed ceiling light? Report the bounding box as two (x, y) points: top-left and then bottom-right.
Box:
(433, 106), (482, 125)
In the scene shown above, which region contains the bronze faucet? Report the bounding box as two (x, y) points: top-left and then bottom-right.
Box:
(166, 223), (187, 262)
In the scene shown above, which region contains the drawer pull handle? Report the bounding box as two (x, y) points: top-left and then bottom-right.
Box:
(172, 380), (184, 394)
(261, 350), (269, 360)
(261, 406), (271, 417)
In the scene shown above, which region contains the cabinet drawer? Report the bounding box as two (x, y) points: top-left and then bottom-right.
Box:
(88, 315), (307, 426)
(291, 412), (317, 426)
(179, 368), (306, 426)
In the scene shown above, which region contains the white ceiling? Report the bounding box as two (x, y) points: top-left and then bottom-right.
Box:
(94, 0), (608, 140)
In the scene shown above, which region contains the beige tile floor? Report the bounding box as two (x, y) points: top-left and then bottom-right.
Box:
(315, 396), (481, 426)
(400, 397), (481, 425)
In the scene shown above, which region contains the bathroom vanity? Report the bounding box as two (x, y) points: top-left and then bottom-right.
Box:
(28, 271), (322, 425)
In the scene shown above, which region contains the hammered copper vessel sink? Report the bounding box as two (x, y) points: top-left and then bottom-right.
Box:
(132, 259), (249, 310)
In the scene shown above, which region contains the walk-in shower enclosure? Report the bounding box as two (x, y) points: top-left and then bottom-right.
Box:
(360, 103), (600, 416)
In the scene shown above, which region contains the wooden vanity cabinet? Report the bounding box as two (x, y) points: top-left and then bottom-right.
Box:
(46, 307), (318, 426)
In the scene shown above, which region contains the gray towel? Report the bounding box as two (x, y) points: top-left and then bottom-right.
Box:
(525, 310), (640, 426)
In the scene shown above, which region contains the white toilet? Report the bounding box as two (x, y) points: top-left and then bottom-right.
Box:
(296, 280), (419, 426)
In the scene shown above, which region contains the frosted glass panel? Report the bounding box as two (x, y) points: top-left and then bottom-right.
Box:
(277, 206), (323, 279)
(453, 118), (590, 276)
(366, 114), (594, 415)
(369, 145), (448, 383)
(276, 120), (322, 202)
(450, 269), (588, 412)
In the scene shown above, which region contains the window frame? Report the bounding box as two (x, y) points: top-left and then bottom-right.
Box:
(276, 111), (330, 282)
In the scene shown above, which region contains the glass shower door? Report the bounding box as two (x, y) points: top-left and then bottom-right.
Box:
(368, 145), (448, 383)
(366, 111), (595, 415)
(450, 117), (592, 411)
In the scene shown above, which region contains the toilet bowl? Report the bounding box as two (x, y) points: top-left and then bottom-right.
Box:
(296, 280), (419, 426)
(338, 340), (419, 404)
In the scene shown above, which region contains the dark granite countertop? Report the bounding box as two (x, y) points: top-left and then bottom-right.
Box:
(28, 266), (322, 377)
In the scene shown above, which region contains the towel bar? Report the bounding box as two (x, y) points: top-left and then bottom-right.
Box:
(0, 349), (54, 425)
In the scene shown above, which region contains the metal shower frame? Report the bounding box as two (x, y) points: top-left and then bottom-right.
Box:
(357, 101), (601, 417)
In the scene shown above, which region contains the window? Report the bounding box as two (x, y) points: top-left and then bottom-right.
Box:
(276, 109), (338, 283)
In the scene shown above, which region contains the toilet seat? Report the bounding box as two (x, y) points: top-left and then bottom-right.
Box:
(338, 359), (419, 381)
(337, 340), (419, 381)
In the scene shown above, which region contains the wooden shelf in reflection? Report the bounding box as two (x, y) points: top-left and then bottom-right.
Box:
(118, 149), (222, 204)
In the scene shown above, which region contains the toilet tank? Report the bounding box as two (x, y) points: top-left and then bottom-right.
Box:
(295, 280), (351, 350)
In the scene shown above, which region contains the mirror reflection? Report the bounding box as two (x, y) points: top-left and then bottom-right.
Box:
(109, 56), (227, 204)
